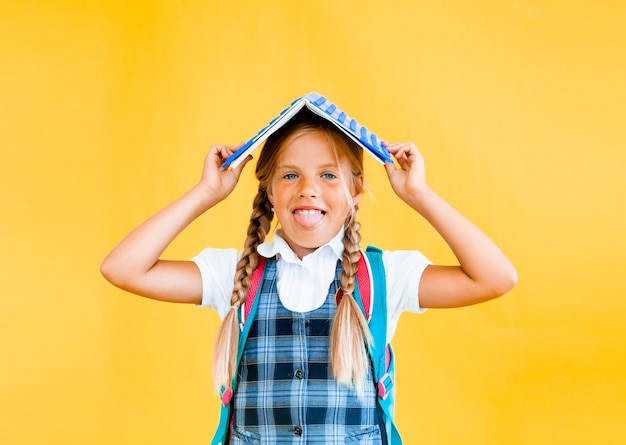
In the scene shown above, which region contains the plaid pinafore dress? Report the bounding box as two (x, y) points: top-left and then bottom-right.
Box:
(230, 258), (383, 444)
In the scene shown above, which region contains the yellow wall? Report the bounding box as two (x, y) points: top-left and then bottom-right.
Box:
(2, 1), (625, 443)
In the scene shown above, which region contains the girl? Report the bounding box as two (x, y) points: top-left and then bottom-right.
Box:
(101, 108), (517, 444)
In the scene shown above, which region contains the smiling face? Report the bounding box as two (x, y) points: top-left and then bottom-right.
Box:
(267, 130), (363, 259)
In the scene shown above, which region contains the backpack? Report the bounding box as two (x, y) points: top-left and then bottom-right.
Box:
(211, 246), (402, 445)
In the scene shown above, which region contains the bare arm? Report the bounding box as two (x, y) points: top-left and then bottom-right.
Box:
(384, 142), (517, 308)
(100, 144), (251, 303)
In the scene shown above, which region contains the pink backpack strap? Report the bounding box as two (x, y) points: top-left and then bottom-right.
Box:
(240, 256), (266, 328)
(335, 251), (373, 321)
(356, 250), (374, 321)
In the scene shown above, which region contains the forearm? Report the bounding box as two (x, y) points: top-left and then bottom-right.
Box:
(408, 186), (517, 299)
(100, 184), (218, 286)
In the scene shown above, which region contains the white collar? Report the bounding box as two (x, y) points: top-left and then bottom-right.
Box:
(257, 228), (345, 264)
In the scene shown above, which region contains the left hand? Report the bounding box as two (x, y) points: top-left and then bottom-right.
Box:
(383, 142), (429, 204)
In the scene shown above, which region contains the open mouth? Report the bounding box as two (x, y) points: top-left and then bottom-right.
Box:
(293, 209), (325, 228)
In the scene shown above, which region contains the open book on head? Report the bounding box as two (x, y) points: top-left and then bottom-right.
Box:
(222, 92), (394, 169)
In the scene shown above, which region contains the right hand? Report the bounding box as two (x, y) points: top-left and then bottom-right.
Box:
(197, 143), (252, 202)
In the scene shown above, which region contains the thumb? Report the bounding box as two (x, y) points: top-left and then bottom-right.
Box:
(384, 160), (396, 178)
(230, 155), (253, 177)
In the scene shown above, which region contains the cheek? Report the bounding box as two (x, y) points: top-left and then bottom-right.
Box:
(268, 184), (292, 211)
(266, 182), (274, 205)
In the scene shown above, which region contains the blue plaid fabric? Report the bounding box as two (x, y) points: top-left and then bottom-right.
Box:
(231, 259), (382, 444)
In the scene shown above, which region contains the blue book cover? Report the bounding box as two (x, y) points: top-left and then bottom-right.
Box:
(222, 92), (393, 168)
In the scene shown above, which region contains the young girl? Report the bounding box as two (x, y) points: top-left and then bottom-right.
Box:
(101, 108), (517, 444)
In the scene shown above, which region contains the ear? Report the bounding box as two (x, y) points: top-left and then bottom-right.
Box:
(352, 174), (364, 205)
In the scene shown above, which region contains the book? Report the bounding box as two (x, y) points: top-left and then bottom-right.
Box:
(222, 92), (393, 168)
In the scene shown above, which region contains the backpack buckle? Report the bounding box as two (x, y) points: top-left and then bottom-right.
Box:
(220, 387), (233, 405)
(377, 372), (393, 400)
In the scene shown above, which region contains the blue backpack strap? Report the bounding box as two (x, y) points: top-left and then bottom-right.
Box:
(360, 246), (403, 445)
(211, 257), (267, 445)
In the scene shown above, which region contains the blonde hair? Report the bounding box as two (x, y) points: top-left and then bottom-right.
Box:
(213, 110), (373, 395)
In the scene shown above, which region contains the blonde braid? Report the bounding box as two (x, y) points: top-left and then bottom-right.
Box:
(330, 206), (374, 396)
(212, 188), (273, 392)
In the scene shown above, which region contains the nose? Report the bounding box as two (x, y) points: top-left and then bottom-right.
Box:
(298, 175), (319, 198)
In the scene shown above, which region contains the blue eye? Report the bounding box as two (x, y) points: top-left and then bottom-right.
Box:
(322, 172), (337, 180)
(283, 173), (298, 180)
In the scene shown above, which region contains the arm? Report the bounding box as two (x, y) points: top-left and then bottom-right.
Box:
(383, 142), (517, 308)
(100, 144), (251, 304)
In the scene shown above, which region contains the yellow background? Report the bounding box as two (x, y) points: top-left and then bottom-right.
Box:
(1, 1), (625, 443)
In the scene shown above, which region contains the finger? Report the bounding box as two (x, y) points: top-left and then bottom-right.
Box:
(385, 141), (417, 149)
(207, 144), (224, 162)
(205, 145), (224, 166)
(221, 146), (233, 158)
(383, 141), (412, 149)
(230, 155), (253, 176)
(220, 142), (244, 159)
(215, 141), (243, 153)
(229, 141), (245, 151)
(390, 145), (410, 163)
(385, 142), (408, 155)
(392, 143), (421, 166)
(384, 159), (397, 177)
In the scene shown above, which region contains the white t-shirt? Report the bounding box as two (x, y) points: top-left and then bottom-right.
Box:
(192, 230), (430, 342)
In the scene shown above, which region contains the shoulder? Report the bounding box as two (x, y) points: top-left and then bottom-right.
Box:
(191, 247), (240, 286)
(192, 247), (239, 265)
(191, 248), (240, 314)
(380, 249), (431, 314)
(381, 249), (431, 273)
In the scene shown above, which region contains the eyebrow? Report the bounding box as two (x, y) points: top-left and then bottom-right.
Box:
(276, 162), (339, 170)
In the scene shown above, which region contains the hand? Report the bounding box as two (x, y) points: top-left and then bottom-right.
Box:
(383, 142), (429, 205)
(197, 143), (252, 202)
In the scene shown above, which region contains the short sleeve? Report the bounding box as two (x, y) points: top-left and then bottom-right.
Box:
(191, 248), (239, 319)
(383, 250), (431, 341)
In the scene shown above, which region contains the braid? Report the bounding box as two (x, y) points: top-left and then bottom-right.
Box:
(212, 187), (273, 392)
(339, 207), (362, 295)
(330, 205), (373, 396)
(230, 190), (273, 305)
